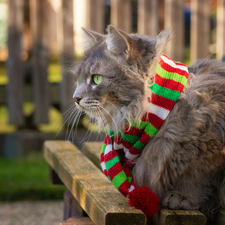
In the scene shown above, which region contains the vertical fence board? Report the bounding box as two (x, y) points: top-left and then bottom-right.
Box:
(60, 0), (75, 121)
(86, 0), (104, 33)
(217, 0), (225, 59)
(164, 0), (184, 62)
(7, 0), (24, 126)
(138, 0), (158, 37)
(30, 0), (49, 124)
(191, 0), (210, 63)
(111, 0), (132, 33)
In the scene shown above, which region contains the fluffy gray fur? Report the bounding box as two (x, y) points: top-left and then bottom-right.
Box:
(73, 25), (225, 224)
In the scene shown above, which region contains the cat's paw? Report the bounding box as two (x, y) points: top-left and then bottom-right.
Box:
(161, 191), (198, 210)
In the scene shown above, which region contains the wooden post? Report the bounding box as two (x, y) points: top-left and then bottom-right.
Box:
(216, 0), (225, 59)
(190, 0), (210, 64)
(7, 0), (24, 126)
(164, 0), (184, 62)
(60, 0), (75, 122)
(30, 0), (49, 124)
(47, 0), (62, 54)
(86, 0), (104, 33)
(138, 0), (158, 37)
(63, 190), (88, 220)
(111, 0), (132, 33)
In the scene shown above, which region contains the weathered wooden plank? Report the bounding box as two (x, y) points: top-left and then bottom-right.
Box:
(60, 217), (95, 225)
(86, 0), (104, 33)
(30, 0), (49, 124)
(82, 142), (102, 170)
(190, 0), (210, 63)
(60, 0), (75, 122)
(149, 209), (206, 225)
(111, 0), (132, 33)
(44, 141), (146, 225)
(164, 0), (184, 62)
(215, 209), (225, 225)
(138, 0), (158, 37)
(7, 0), (24, 126)
(216, 0), (225, 59)
(82, 142), (207, 225)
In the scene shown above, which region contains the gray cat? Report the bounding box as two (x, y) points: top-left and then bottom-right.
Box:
(73, 25), (225, 223)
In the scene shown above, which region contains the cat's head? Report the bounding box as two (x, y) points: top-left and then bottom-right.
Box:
(73, 25), (172, 131)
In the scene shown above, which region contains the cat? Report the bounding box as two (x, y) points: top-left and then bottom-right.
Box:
(72, 25), (225, 224)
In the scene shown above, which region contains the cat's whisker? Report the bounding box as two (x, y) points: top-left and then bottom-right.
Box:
(62, 103), (77, 117)
(65, 109), (79, 145)
(55, 105), (77, 138)
(95, 107), (103, 133)
(71, 108), (80, 141)
(70, 110), (81, 145)
(95, 109), (103, 139)
(102, 100), (120, 114)
(98, 105), (119, 132)
(97, 107), (108, 135)
(62, 108), (77, 142)
(74, 111), (83, 139)
(64, 109), (78, 153)
(79, 113), (93, 144)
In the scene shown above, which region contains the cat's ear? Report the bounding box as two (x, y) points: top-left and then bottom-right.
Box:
(106, 25), (130, 56)
(80, 28), (104, 51)
(155, 29), (173, 57)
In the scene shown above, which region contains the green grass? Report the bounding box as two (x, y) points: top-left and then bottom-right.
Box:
(0, 152), (66, 201)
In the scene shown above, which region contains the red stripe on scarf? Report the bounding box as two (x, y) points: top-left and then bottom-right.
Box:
(104, 150), (120, 162)
(124, 125), (143, 136)
(142, 113), (164, 129)
(160, 55), (189, 79)
(118, 180), (130, 196)
(155, 74), (185, 92)
(122, 140), (135, 149)
(150, 93), (175, 111)
(108, 162), (124, 179)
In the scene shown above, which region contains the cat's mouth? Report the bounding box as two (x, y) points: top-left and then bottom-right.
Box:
(76, 99), (106, 114)
(75, 98), (117, 124)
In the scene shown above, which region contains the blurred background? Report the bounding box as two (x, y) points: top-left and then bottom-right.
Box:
(0, 0), (224, 224)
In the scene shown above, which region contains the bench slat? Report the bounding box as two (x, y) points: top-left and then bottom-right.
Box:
(215, 209), (225, 225)
(82, 142), (207, 225)
(44, 141), (146, 225)
(149, 209), (206, 225)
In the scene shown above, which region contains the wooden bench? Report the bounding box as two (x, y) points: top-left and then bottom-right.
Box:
(44, 141), (225, 225)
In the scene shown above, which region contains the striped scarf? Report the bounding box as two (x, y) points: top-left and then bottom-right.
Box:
(100, 54), (189, 216)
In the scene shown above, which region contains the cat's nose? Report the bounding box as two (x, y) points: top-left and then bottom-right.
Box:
(74, 97), (82, 104)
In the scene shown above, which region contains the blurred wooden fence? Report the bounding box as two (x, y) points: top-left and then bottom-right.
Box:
(4, 0), (225, 127)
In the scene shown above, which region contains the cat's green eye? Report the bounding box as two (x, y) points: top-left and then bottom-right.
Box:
(92, 74), (102, 85)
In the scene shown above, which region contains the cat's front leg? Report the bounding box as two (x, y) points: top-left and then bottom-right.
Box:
(161, 191), (199, 210)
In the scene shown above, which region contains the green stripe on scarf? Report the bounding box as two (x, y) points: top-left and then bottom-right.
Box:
(122, 133), (141, 143)
(151, 83), (181, 101)
(101, 143), (107, 153)
(144, 124), (158, 137)
(112, 171), (128, 189)
(127, 120), (148, 130)
(157, 65), (188, 85)
(105, 157), (120, 171)
(133, 140), (146, 149)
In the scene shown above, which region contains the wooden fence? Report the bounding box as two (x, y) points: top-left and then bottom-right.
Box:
(4, 0), (225, 127)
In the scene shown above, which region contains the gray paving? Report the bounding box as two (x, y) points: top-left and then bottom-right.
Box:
(0, 201), (64, 225)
